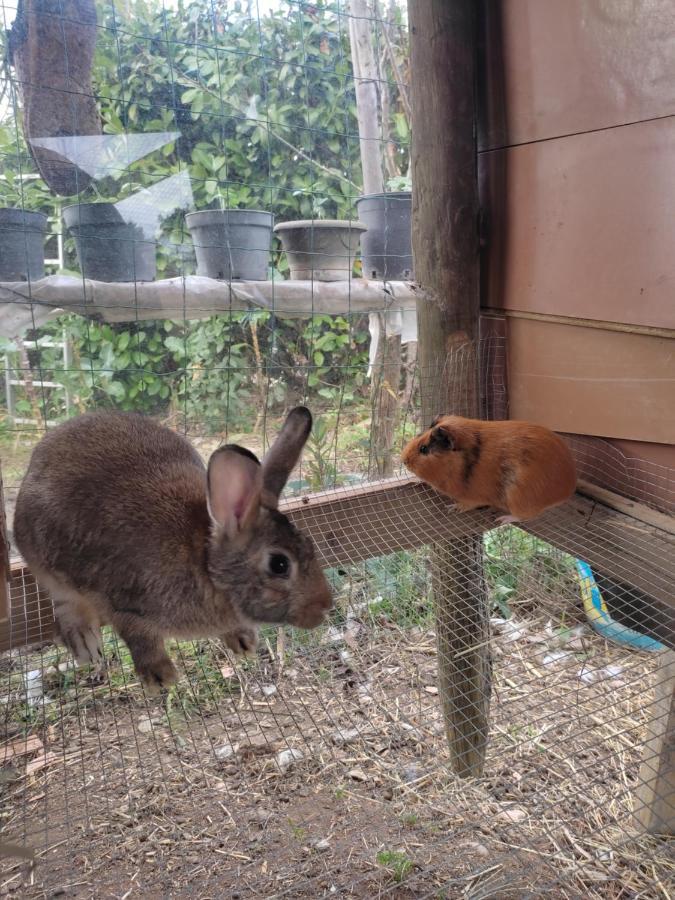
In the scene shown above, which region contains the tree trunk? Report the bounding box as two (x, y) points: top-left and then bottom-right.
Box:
(348, 0), (384, 197)
(408, 0), (490, 777)
(349, 0), (402, 479)
(369, 329), (402, 477)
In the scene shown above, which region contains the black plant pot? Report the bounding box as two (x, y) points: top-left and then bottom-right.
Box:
(355, 191), (413, 280)
(185, 209), (273, 280)
(63, 202), (156, 282)
(0, 208), (48, 281)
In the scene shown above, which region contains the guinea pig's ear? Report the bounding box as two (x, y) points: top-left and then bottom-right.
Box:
(430, 425), (454, 451)
(430, 415), (442, 428)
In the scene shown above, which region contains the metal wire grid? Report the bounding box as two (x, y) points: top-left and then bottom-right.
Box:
(1, 344), (673, 897)
(0, 521), (671, 898)
(0, 0), (672, 895)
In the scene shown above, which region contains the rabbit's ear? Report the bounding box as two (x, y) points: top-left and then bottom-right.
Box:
(261, 406), (312, 508)
(207, 446), (262, 538)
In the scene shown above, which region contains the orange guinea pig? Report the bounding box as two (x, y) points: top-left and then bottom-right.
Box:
(401, 415), (577, 524)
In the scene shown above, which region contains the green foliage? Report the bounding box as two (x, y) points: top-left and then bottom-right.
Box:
(303, 414), (340, 490)
(0, 0), (407, 428)
(91, 0), (366, 227)
(484, 527), (577, 619)
(376, 849), (414, 884)
(364, 549), (432, 627)
(11, 310), (371, 428)
(163, 315), (256, 429)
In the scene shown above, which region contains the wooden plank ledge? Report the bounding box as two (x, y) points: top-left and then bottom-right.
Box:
(576, 479), (675, 536)
(2, 477), (674, 650)
(0, 274), (418, 333)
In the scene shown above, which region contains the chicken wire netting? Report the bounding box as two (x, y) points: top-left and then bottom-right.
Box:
(0, 336), (673, 899)
(0, 0), (674, 897)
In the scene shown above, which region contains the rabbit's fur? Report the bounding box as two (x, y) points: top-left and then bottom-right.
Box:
(14, 407), (333, 689)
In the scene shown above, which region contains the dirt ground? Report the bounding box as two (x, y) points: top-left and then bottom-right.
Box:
(1, 608), (672, 899)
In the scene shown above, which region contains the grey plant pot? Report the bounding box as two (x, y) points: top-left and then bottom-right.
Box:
(355, 191), (413, 280)
(0, 208), (48, 281)
(185, 209), (273, 280)
(63, 202), (157, 283)
(273, 219), (367, 281)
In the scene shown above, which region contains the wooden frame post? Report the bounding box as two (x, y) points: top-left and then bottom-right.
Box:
(636, 650), (675, 834)
(408, 0), (490, 777)
(0, 462), (9, 628)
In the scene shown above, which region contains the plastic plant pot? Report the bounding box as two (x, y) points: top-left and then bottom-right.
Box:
(185, 209), (273, 280)
(273, 219), (367, 281)
(63, 202), (156, 282)
(0, 208), (48, 281)
(355, 191), (413, 280)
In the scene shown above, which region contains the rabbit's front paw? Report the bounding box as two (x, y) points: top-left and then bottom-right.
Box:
(222, 626), (258, 656)
(57, 621), (103, 667)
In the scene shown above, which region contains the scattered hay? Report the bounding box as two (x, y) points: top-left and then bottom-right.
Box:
(1, 594), (670, 899)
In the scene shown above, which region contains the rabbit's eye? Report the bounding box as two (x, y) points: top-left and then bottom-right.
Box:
(268, 553), (291, 577)
(419, 444), (429, 455)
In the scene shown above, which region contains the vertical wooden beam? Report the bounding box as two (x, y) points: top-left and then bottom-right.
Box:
(0, 462), (9, 626)
(409, 0), (490, 777)
(636, 651), (675, 834)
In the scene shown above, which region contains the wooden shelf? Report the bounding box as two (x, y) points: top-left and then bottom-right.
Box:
(0, 274), (418, 331)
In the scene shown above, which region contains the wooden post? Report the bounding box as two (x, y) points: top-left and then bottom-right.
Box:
(408, 0), (490, 777)
(636, 650), (675, 834)
(349, 0), (402, 477)
(0, 462), (9, 627)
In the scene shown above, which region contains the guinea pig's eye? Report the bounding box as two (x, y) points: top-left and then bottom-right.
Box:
(419, 444), (429, 455)
(267, 552), (291, 577)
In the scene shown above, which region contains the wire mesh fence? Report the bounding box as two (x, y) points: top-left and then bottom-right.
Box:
(0, 0), (673, 897)
(1, 342), (673, 898)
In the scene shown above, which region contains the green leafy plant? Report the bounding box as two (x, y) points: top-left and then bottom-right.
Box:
(376, 849), (414, 884)
(304, 414), (341, 490)
(364, 549), (431, 627)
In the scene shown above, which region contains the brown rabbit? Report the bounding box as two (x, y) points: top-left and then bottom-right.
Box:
(14, 407), (333, 690)
(401, 415), (577, 523)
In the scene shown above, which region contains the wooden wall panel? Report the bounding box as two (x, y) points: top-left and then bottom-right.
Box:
(479, 0), (675, 151)
(506, 318), (675, 444)
(480, 117), (675, 331)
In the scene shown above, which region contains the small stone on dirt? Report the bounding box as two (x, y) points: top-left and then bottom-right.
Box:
(261, 684), (278, 697)
(497, 805), (528, 823)
(402, 764), (421, 783)
(330, 728), (360, 746)
(215, 743), (237, 760)
(312, 838), (331, 852)
(347, 767), (368, 782)
(465, 841), (489, 858)
(276, 748), (305, 773)
(542, 650), (571, 667)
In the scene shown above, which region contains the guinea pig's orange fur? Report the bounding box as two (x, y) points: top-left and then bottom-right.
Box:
(401, 416), (577, 522)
